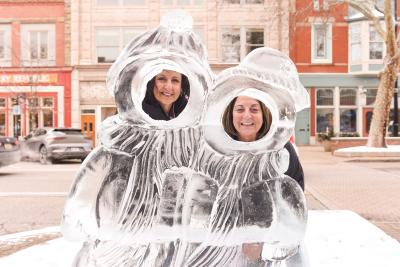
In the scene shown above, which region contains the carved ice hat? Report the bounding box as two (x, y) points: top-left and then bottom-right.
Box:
(106, 10), (213, 129)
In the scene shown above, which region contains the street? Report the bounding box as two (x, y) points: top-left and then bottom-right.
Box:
(0, 161), (79, 236)
(0, 147), (400, 254)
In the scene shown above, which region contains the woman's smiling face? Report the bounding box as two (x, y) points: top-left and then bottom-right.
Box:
(153, 70), (182, 112)
(232, 96), (263, 142)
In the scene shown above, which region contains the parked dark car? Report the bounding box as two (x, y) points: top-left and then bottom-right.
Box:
(21, 128), (93, 164)
(0, 136), (21, 167)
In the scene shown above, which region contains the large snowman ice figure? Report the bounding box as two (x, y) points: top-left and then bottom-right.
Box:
(61, 11), (213, 266)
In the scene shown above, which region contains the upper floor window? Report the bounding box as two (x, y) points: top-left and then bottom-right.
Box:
(313, 0), (329, 11)
(350, 23), (361, 63)
(311, 23), (332, 64)
(349, 21), (386, 72)
(369, 26), (383, 60)
(96, 27), (145, 63)
(221, 27), (264, 63)
(20, 24), (55, 67)
(0, 25), (11, 67)
(162, 0), (204, 5)
(223, 0), (263, 4)
(97, 0), (145, 6)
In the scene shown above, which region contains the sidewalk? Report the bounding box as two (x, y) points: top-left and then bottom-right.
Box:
(300, 145), (400, 241)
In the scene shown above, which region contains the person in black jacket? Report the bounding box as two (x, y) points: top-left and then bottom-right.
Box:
(222, 95), (304, 190)
(142, 69), (190, 121)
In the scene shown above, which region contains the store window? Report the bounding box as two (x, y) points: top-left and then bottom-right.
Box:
(20, 24), (55, 66)
(43, 110), (53, 127)
(221, 27), (264, 63)
(28, 97), (39, 108)
(316, 88), (333, 105)
(340, 109), (357, 132)
(311, 23), (332, 63)
(340, 88), (357, 105)
(29, 111), (39, 131)
(366, 89), (377, 106)
(0, 98), (6, 108)
(0, 24), (11, 66)
(340, 88), (357, 132)
(0, 112), (5, 136)
(43, 97), (53, 107)
(316, 88), (334, 133)
(96, 27), (145, 63)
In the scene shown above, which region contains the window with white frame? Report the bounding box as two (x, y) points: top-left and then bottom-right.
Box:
(339, 88), (357, 132)
(369, 25), (383, 60)
(224, 0), (263, 3)
(221, 27), (264, 63)
(26, 97), (55, 132)
(20, 24), (55, 66)
(349, 23), (361, 63)
(366, 88), (377, 106)
(316, 88), (334, 133)
(97, 0), (145, 6)
(0, 25), (11, 66)
(311, 23), (332, 63)
(313, 0), (319, 10)
(313, 0), (329, 11)
(193, 26), (205, 42)
(349, 21), (386, 72)
(162, 0), (204, 5)
(96, 27), (145, 63)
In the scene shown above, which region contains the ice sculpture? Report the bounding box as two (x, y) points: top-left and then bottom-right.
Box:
(61, 10), (309, 267)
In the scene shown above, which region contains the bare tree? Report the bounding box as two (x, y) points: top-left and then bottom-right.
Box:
(329, 0), (398, 147)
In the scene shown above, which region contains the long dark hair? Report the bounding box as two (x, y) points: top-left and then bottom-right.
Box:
(222, 96), (272, 140)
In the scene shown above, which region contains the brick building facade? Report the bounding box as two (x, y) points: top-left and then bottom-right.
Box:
(291, 0), (400, 144)
(0, 0), (71, 137)
(70, 0), (291, 144)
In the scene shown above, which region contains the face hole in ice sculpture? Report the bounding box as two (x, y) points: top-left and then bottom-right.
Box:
(142, 69), (190, 121)
(222, 96), (272, 142)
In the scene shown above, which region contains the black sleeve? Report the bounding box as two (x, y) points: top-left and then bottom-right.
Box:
(284, 142), (305, 191)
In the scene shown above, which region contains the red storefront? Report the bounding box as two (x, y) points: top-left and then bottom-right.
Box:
(0, 0), (70, 138)
(0, 71), (71, 137)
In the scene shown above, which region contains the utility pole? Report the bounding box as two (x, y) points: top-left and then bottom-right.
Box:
(393, 0), (399, 136)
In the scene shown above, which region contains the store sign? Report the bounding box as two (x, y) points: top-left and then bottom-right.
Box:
(0, 74), (58, 84)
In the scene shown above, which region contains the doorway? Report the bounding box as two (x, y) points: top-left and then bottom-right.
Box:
(295, 108), (310, 145)
(81, 114), (95, 146)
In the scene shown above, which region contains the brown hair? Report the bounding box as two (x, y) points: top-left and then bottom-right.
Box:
(222, 96), (272, 141)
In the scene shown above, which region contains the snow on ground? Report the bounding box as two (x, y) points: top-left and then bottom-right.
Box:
(334, 145), (400, 157)
(0, 211), (400, 267)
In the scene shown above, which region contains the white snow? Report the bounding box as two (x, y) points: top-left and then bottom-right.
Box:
(334, 145), (400, 157)
(1, 210), (399, 267)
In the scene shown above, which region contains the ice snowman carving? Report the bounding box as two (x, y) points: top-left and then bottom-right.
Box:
(61, 11), (213, 266)
(181, 47), (310, 266)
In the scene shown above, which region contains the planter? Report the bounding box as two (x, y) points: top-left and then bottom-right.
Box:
(322, 140), (332, 152)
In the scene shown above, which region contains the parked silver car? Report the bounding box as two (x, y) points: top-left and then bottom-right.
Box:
(21, 128), (92, 164)
(0, 136), (21, 167)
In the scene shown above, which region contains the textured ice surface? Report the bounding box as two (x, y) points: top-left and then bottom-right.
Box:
(61, 10), (309, 267)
